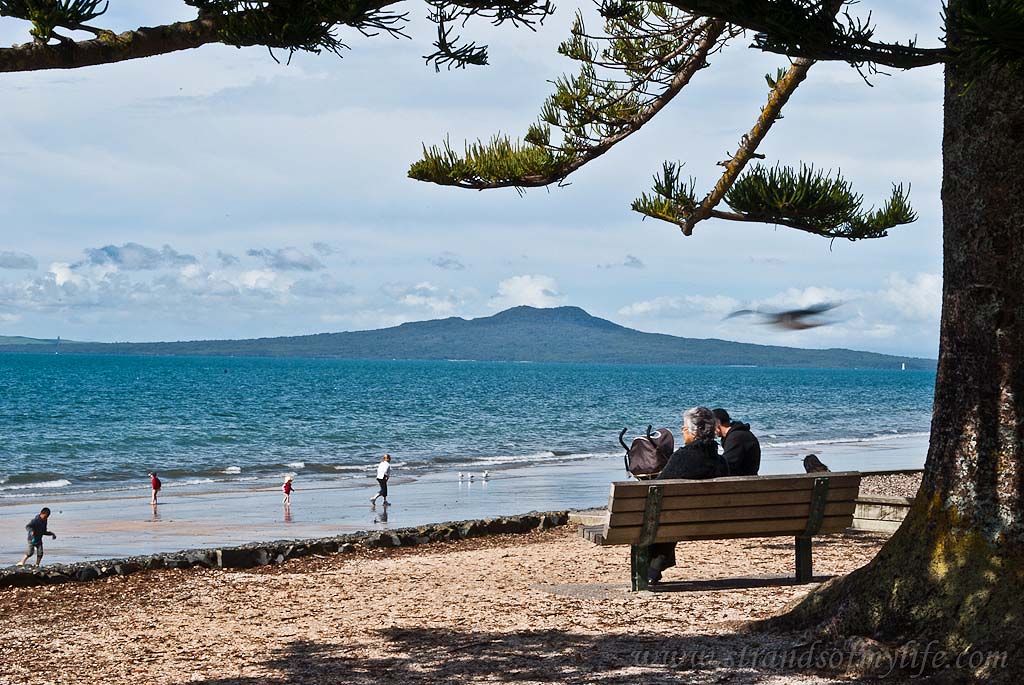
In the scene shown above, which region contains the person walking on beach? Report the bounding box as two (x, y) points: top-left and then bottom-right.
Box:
(17, 507), (57, 567)
(148, 471), (162, 505)
(712, 408), (762, 476)
(282, 475), (295, 506)
(370, 454), (391, 506)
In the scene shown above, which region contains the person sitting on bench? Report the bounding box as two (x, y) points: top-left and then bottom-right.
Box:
(648, 406), (729, 584)
(712, 408), (761, 476)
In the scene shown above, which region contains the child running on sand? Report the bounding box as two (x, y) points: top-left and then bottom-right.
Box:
(148, 471), (161, 505)
(282, 475), (295, 505)
(17, 507), (57, 567)
(370, 454), (391, 506)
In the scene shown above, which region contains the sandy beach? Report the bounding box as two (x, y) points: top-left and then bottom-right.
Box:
(0, 521), (902, 685)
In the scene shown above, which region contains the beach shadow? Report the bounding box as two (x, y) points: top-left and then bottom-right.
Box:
(651, 575), (836, 593)
(189, 627), (894, 684)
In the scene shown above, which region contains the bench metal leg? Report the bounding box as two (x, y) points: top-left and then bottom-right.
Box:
(630, 485), (664, 592)
(631, 545), (651, 591)
(795, 536), (812, 582)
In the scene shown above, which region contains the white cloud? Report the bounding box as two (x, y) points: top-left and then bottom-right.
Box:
(490, 274), (565, 309)
(618, 294), (741, 318)
(290, 274), (353, 297)
(880, 272), (942, 321)
(0, 251), (37, 270)
(430, 253), (466, 271)
(599, 254), (646, 270)
(311, 242), (338, 257)
(78, 243), (197, 270)
(246, 247), (324, 272)
(216, 250), (240, 267)
(383, 281), (463, 314)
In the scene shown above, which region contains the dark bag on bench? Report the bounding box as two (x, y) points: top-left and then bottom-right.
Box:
(619, 425), (674, 479)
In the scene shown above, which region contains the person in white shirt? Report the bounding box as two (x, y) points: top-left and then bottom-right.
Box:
(370, 453), (392, 506)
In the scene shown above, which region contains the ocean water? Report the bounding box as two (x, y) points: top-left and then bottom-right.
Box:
(0, 354), (935, 499)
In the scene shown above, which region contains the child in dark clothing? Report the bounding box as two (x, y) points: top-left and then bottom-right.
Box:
(17, 507), (57, 567)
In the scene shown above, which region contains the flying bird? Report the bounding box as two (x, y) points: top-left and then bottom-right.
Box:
(725, 302), (840, 330)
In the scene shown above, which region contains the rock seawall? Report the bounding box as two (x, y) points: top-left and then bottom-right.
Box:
(0, 511), (568, 589)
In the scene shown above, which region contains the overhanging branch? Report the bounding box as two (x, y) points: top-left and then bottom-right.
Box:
(0, 18), (220, 72)
(659, 0), (949, 69)
(679, 56), (813, 235)
(409, 13), (730, 190)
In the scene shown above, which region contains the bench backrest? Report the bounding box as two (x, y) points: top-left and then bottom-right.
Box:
(602, 472), (862, 545)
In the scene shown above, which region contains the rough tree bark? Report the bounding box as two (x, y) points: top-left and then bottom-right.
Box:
(767, 8), (1024, 679)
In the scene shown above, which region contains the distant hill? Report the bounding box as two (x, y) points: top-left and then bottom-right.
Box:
(0, 335), (68, 346)
(0, 306), (935, 369)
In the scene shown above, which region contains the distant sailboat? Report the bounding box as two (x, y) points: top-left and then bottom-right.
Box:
(901, 362), (906, 371)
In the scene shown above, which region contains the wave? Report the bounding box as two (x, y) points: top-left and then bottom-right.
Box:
(0, 478), (72, 491)
(162, 478), (216, 488)
(222, 466), (242, 474)
(764, 431), (931, 449)
(286, 462), (306, 470)
(333, 465), (370, 473)
(413, 450), (618, 471)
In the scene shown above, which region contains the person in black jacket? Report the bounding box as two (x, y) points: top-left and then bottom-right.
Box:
(712, 408), (761, 476)
(17, 507), (56, 567)
(648, 406), (728, 584)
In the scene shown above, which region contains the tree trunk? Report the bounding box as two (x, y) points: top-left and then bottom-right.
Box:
(767, 9), (1024, 680)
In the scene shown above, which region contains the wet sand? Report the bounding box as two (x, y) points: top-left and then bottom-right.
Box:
(1, 435), (926, 567)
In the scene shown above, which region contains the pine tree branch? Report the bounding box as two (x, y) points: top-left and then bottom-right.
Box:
(0, 0), (541, 72)
(634, 161), (917, 240)
(659, 0), (950, 69)
(409, 15), (728, 189)
(0, 17), (219, 72)
(676, 56), (814, 235)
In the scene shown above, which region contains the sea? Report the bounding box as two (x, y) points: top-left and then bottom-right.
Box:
(0, 354), (935, 501)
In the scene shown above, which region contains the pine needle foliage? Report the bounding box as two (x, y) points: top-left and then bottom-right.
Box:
(0, 0), (108, 42)
(410, 135), (563, 189)
(183, 1), (409, 59)
(944, 0), (1024, 81)
(630, 162), (698, 224)
(659, 0), (948, 70)
(423, 0), (554, 70)
(409, 4), (731, 188)
(634, 162), (916, 240)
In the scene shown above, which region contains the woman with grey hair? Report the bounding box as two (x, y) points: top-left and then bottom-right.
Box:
(659, 407), (728, 480)
(648, 406), (730, 583)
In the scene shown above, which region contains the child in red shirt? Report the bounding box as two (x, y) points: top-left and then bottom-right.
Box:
(148, 472), (161, 505)
(282, 475), (295, 506)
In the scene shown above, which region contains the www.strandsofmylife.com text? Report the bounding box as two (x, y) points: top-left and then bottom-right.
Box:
(629, 639), (1008, 678)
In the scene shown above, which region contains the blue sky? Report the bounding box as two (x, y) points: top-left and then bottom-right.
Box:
(0, 1), (944, 356)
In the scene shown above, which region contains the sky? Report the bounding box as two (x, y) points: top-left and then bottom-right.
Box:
(0, 1), (946, 356)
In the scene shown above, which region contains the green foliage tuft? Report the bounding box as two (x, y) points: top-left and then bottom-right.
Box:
(0, 0), (108, 42)
(631, 162), (698, 224)
(945, 0), (1024, 81)
(411, 4), (727, 188)
(408, 135), (564, 188)
(633, 162), (916, 240)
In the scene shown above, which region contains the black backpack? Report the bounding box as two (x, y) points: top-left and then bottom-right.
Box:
(619, 425), (675, 479)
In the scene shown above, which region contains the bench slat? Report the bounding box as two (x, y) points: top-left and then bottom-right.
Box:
(608, 486), (860, 513)
(602, 514), (854, 545)
(609, 473), (860, 502)
(608, 501), (856, 527)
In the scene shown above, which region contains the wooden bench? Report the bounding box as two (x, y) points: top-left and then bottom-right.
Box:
(583, 472), (862, 590)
